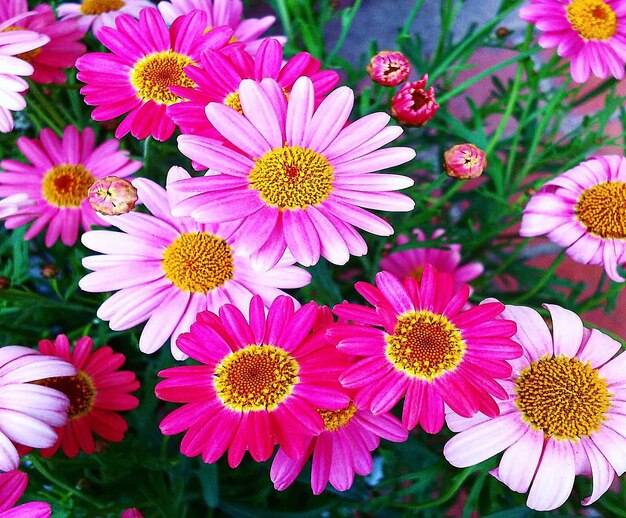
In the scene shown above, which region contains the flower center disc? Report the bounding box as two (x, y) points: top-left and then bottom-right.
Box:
(575, 181), (626, 238)
(42, 164), (95, 208)
(80, 0), (125, 15)
(566, 0), (617, 40)
(1, 26), (42, 61)
(37, 371), (96, 419)
(214, 344), (300, 411)
(224, 91), (243, 113)
(317, 401), (358, 431)
(130, 51), (196, 105)
(162, 232), (235, 293)
(385, 310), (467, 380)
(515, 355), (611, 439)
(248, 145), (335, 210)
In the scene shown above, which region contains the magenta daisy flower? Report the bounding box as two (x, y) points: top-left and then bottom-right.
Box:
(0, 125), (141, 247)
(57, 0), (153, 35)
(35, 334), (139, 458)
(79, 167), (311, 359)
(157, 0), (284, 54)
(380, 228), (484, 289)
(445, 303), (626, 511)
(520, 0), (626, 83)
(520, 155), (626, 282)
(76, 9), (234, 141)
(330, 267), (521, 433)
(173, 76), (416, 269)
(0, 345), (75, 471)
(156, 295), (351, 466)
(168, 38), (340, 139)
(0, 470), (50, 517)
(271, 400), (408, 494)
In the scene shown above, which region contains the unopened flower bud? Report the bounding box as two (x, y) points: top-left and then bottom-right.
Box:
(367, 50), (411, 87)
(0, 276), (9, 290)
(496, 27), (511, 39)
(40, 264), (59, 279)
(121, 509), (144, 518)
(391, 75), (439, 127)
(88, 177), (138, 216)
(443, 143), (487, 179)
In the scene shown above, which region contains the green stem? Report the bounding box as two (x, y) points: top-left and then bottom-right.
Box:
(25, 99), (63, 136)
(28, 81), (67, 130)
(272, 0), (292, 42)
(400, 0), (427, 35)
(326, 0), (363, 64)
(511, 250), (566, 304)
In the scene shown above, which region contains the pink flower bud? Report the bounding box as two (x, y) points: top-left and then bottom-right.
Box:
(391, 75), (439, 127)
(88, 176), (138, 216)
(366, 50), (411, 87)
(121, 509), (143, 518)
(443, 143), (487, 179)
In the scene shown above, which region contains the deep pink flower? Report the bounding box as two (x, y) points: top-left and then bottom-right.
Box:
(330, 267), (521, 433)
(366, 50), (411, 87)
(57, 0), (153, 35)
(173, 76), (416, 268)
(444, 143), (487, 180)
(0, 126), (141, 247)
(445, 303), (626, 511)
(520, 155), (626, 282)
(520, 0), (626, 83)
(0, 470), (50, 517)
(391, 75), (439, 127)
(76, 9), (234, 141)
(156, 296), (351, 466)
(168, 38), (340, 139)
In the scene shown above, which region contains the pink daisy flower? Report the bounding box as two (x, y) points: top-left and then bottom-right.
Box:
(157, 0), (285, 54)
(173, 76), (416, 269)
(34, 334), (140, 458)
(0, 125), (141, 247)
(156, 295), (351, 466)
(79, 167), (311, 360)
(57, 0), (153, 36)
(271, 400), (408, 494)
(520, 155), (626, 282)
(0, 345), (75, 471)
(444, 303), (626, 511)
(330, 267), (521, 433)
(168, 38), (340, 139)
(76, 9), (234, 142)
(380, 228), (484, 288)
(0, 470), (50, 517)
(519, 0), (626, 83)
(0, 0), (86, 85)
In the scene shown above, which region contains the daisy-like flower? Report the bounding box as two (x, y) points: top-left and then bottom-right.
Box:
(32, 335), (139, 457)
(157, 0), (285, 54)
(330, 267), (521, 433)
(444, 303), (626, 511)
(380, 228), (484, 288)
(79, 167), (311, 359)
(519, 0), (626, 83)
(168, 38), (340, 138)
(76, 9), (234, 141)
(0, 126), (141, 247)
(271, 400), (408, 494)
(174, 77), (416, 269)
(0, 345), (75, 471)
(156, 295), (351, 466)
(0, 0), (86, 84)
(0, 470), (50, 517)
(57, 0), (153, 36)
(520, 155), (626, 282)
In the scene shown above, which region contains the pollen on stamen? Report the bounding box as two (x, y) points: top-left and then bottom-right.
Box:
(575, 181), (626, 238)
(566, 0), (617, 41)
(36, 371), (97, 419)
(317, 402), (358, 432)
(42, 164), (95, 208)
(130, 51), (196, 105)
(80, 0), (125, 15)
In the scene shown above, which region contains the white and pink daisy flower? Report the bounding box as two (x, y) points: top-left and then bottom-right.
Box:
(519, 0), (626, 83)
(520, 155), (626, 282)
(79, 167), (312, 360)
(173, 76), (416, 269)
(0, 470), (50, 516)
(57, 0), (153, 35)
(0, 193), (32, 219)
(157, 0), (284, 54)
(0, 125), (141, 247)
(444, 303), (626, 511)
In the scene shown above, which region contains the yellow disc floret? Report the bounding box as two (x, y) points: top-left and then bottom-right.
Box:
(575, 181), (626, 239)
(42, 164), (95, 208)
(223, 91), (243, 113)
(130, 51), (196, 105)
(214, 344), (300, 411)
(566, 0), (617, 40)
(317, 401), (358, 431)
(80, 0), (125, 15)
(37, 371), (96, 419)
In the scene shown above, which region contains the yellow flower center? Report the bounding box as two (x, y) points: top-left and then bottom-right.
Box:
(162, 232), (234, 293)
(42, 164), (95, 208)
(566, 0), (617, 40)
(130, 51), (196, 105)
(214, 344), (300, 411)
(385, 310), (467, 381)
(36, 371), (96, 420)
(516, 355), (611, 440)
(224, 91), (243, 113)
(317, 401), (358, 432)
(248, 145), (335, 210)
(80, 0), (125, 15)
(408, 265), (425, 282)
(1, 26), (42, 61)
(575, 181), (626, 239)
